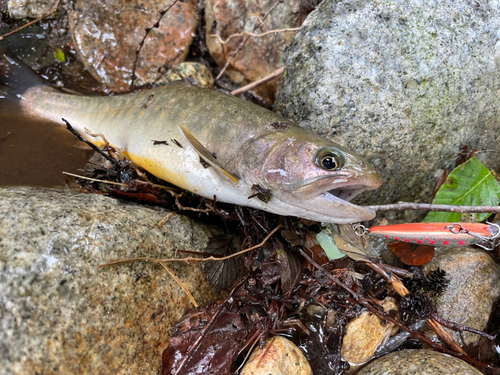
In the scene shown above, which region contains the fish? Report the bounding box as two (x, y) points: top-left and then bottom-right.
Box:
(368, 222), (500, 246)
(0, 52), (382, 223)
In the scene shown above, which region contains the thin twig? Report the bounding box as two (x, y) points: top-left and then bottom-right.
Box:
(233, 330), (265, 374)
(298, 248), (494, 369)
(98, 224), (282, 268)
(62, 172), (177, 194)
(431, 313), (495, 341)
(62, 172), (128, 186)
(366, 202), (500, 213)
(62, 119), (116, 164)
(231, 67), (284, 96)
(209, 27), (300, 45)
(157, 212), (177, 228)
(0, 0), (61, 41)
(173, 277), (247, 375)
(214, 0), (284, 82)
(367, 262), (466, 355)
(159, 261), (198, 307)
(130, 0), (181, 88)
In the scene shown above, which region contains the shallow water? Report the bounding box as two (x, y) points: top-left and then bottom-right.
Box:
(0, 115), (93, 187)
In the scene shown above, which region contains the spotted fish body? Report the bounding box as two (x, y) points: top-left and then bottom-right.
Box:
(1, 53), (382, 223)
(369, 222), (499, 246)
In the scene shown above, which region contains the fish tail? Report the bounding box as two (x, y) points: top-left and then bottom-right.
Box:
(0, 47), (54, 118)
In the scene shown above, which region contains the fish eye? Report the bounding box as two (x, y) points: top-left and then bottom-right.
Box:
(315, 148), (344, 171)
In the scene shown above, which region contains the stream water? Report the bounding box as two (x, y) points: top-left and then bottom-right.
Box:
(0, 115), (92, 187)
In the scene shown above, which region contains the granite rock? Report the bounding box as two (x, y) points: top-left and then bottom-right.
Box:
(0, 187), (219, 374)
(356, 349), (481, 375)
(68, 0), (197, 91)
(421, 247), (500, 346)
(275, 0), (500, 212)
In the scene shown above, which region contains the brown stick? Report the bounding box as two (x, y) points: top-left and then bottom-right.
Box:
(231, 67), (284, 96)
(365, 202), (500, 213)
(159, 261), (198, 307)
(367, 262), (466, 355)
(0, 0), (61, 41)
(209, 27), (300, 45)
(214, 0), (284, 82)
(130, 0), (181, 88)
(298, 249), (494, 369)
(98, 224), (282, 268)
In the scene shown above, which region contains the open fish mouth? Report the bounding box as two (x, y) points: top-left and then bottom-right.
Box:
(293, 175), (380, 201)
(326, 185), (371, 202)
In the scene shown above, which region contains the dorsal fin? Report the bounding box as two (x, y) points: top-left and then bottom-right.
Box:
(178, 124), (239, 183)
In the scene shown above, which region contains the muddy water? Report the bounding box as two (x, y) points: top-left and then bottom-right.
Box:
(0, 115), (93, 187)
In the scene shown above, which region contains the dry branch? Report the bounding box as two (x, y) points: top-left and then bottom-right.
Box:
(231, 67), (284, 96)
(366, 202), (500, 213)
(209, 27), (300, 45)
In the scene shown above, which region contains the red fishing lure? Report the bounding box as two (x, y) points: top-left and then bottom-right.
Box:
(368, 222), (500, 247)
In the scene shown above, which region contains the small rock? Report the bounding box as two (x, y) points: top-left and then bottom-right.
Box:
(275, 0), (500, 213)
(68, 0), (197, 91)
(240, 335), (312, 375)
(205, 0), (300, 103)
(0, 187), (219, 374)
(421, 247), (500, 345)
(357, 349), (481, 374)
(157, 62), (214, 88)
(8, 0), (55, 19)
(341, 297), (399, 367)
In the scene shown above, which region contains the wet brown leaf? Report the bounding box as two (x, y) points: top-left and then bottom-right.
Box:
(388, 241), (435, 266)
(161, 304), (247, 375)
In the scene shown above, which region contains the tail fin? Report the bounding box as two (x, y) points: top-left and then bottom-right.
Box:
(0, 47), (49, 116)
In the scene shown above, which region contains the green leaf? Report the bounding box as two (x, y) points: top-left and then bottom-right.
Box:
(423, 157), (500, 222)
(316, 231), (346, 260)
(54, 48), (65, 63)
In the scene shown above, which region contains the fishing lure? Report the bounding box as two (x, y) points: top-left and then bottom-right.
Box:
(364, 222), (500, 249)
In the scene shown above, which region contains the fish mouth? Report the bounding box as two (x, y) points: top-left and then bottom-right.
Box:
(280, 176), (381, 223)
(293, 173), (382, 201)
(327, 185), (373, 202)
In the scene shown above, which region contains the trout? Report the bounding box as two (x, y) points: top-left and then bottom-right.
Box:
(0, 53), (382, 223)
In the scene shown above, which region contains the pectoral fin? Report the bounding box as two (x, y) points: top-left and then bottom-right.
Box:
(178, 124), (239, 183)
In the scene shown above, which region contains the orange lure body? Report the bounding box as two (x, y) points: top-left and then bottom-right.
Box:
(368, 222), (499, 246)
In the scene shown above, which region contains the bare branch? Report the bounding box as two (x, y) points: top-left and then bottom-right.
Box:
(231, 67), (284, 96)
(214, 0), (284, 82)
(130, 0), (181, 88)
(209, 27), (300, 45)
(159, 261), (198, 307)
(97, 224), (282, 268)
(366, 202), (500, 213)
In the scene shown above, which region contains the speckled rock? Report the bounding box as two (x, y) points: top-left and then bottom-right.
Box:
(205, 0), (301, 103)
(341, 297), (399, 368)
(157, 62), (214, 88)
(0, 186), (219, 375)
(357, 349), (481, 374)
(240, 336), (312, 375)
(275, 0), (500, 211)
(8, 0), (55, 19)
(421, 247), (500, 346)
(68, 0), (197, 91)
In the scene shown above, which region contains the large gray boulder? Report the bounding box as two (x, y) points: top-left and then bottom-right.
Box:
(276, 0), (500, 210)
(0, 187), (219, 374)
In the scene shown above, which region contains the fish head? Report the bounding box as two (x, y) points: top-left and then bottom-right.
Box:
(239, 126), (382, 223)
